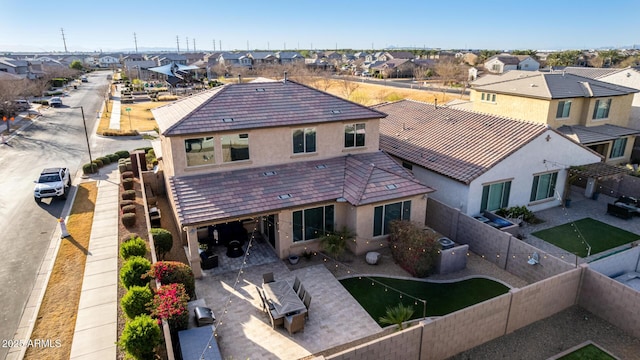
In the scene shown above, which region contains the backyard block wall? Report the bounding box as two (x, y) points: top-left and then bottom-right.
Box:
(436, 244), (469, 275)
(588, 246), (640, 276)
(326, 325), (422, 360)
(426, 198), (459, 240)
(578, 267), (640, 339)
(599, 173), (640, 198)
(455, 213), (510, 269)
(420, 293), (512, 360)
(505, 267), (582, 334)
(505, 238), (576, 283)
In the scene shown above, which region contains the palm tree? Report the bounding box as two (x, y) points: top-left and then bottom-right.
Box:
(379, 303), (415, 330)
(319, 226), (354, 261)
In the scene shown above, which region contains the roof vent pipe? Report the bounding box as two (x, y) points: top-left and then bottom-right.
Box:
(434, 98), (438, 109)
(283, 71), (287, 84)
(238, 74), (241, 84)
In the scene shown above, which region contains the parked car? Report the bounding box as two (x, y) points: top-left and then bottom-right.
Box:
(34, 167), (71, 201)
(48, 97), (62, 107)
(14, 100), (29, 111)
(80, 76), (88, 82)
(362, 71), (372, 77)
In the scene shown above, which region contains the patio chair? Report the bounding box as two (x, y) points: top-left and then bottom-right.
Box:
(284, 312), (306, 335)
(256, 286), (267, 313)
(263, 272), (275, 284)
(297, 284), (306, 301)
(268, 309), (284, 329)
(292, 276), (301, 293)
(302, 292), (311, 319)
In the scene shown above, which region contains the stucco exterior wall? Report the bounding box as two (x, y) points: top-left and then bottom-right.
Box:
(583, 94), (634, 128)
(471, 91), (551, 124)
(165, 118), (381, 178)
(411, 165), (468, 213)
(518, 58), (539, 71)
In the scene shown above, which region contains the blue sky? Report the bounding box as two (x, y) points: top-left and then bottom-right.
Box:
(2, 0), (639, 52)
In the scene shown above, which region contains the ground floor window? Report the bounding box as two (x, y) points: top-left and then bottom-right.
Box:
(481, 181), (511, 212)
(293, 205), (334, 242)
(373, 201), (411, 236)
(530, 172), (558, 202)
(610, 137), (627, 159)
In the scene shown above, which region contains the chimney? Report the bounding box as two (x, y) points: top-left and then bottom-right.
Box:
(434, 98), (438, 109)
(238, 74), (242, 84)
(283, 71), (288, 84)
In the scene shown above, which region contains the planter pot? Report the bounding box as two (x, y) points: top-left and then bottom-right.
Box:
(288, 255), (299, 265)
(565, 199), (572, 208)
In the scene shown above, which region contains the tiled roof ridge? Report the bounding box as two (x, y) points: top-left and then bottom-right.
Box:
(544, 72), (639, 95)
(351, 156), (376, 205)
(474, 72), (540, 87)
(161, 85), (231, 135)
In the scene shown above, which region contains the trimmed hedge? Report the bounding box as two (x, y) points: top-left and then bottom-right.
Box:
(122, 190), (136, 200)
(150, 228), (173, 260)
(121, 233), (139, 242)
(120, 285), (153, 319)
(122, 178), (134, 190)
(107, 153), (120, 162)
(97, 156), (111, 165)
(92, 159), (104, 168)
(121, 171), (134, 180)
(116, 150), (130, 159)
(119, 256), (151, 289)
(120, 237), (147, 260)
(117, 314), (161, 360)
(82, 163), (98, 175)
(120, 199), (135, 209)
(122, 212), (136, 227)
(122, 204), (136, 214)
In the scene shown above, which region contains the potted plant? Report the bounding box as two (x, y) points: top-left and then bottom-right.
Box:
(288, 254), (299, 265)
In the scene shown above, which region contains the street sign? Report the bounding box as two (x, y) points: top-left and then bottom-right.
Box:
(125, 107), (131, 112)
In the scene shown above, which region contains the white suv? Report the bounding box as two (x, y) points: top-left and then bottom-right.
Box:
(48, 97), (62, 107)
(34, 168), (71, 201)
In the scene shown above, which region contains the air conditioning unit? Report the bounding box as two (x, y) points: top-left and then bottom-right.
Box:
(438, 237), (455, 250)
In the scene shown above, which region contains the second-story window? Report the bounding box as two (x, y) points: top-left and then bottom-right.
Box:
(481, 92), (496, 103)
(593, 99), (611, 119)
(556, 100), (572, 119)
(292, 128), (316, 154)
(221, 133), (249, 162)
(185, 137), (215, 166)
(344, 123), (366, 148)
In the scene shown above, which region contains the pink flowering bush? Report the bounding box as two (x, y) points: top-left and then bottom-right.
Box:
(147, 261), (195, 300)
(150, 283), (189, 331)
(388, 220), (440, 277)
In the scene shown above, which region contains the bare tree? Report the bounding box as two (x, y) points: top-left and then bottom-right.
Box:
(434, 59), (465, 86)
(339, 77), (360, 100)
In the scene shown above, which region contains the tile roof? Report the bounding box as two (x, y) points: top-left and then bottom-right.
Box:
(554, 66), (621, 79)
(152, 80), (387, 136)
(169, 151), (433, 226)
(557, 124), (640, 144)
(375, 100), (549, 184)
(472, 70), (638, 99)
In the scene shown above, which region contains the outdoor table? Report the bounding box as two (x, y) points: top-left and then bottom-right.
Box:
(263, 280), (307, 319)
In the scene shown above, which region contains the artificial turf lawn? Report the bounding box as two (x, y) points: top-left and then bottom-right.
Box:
(558, 343), (616, 360)
(531, 217), (640, 257)
(340, 277), (509, 326)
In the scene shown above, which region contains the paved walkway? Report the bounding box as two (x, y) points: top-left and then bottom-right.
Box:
(69, 168), (120, 359)
(109, 86), (121, 130)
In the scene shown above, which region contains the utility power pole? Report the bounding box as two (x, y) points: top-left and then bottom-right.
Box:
(133, 32), (138, 52)
(186, 37), (189, 51)
(193, 38), (196, 51)
(176, 35), (180, 52)
(60, 28), (68, 53)
(219, 40), (222, 51)
(213, 39), (215, 51)
(247, 40), (249, 51)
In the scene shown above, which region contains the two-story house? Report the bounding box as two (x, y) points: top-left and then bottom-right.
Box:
(470, 71), (639, 163)
(484, 54), (540, 73)
(376, 100), (602, 216)
(151, 80), (433, 277)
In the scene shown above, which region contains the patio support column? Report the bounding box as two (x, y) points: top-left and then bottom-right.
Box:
(185, 225), (203, 278)
(585, 177), (596, 198)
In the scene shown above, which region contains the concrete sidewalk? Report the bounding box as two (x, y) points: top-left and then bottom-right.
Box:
(109, 85), (121, 130)
(69, 168), (120, 359)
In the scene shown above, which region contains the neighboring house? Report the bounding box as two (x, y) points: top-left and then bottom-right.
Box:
(247, 52), (278, 65)
(157, 54), (187, 66)
(558, 66), (640, 130)
(370, 59), (416, 78)
(0, 57), (28, 77)
(386, 51), (416, 60)
(375, 100), (602, 215)
(123, 60), (157, 80)
(98, 55), (120, 68)
(276, 51), (304, 64)
(470, 70), (639, 163)
(219, 52), (251, 67)
(484, 54), (540, 73)
(151, 80), (433, 277)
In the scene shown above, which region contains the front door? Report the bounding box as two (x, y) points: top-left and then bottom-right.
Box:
(265, 215), (276, 248)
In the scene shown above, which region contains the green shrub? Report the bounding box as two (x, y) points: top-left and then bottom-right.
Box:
(122, 189), (136, 200)
(150, 228), (173, 260)
(118, 164), (127, 173)
(122, 178), (134, 190)
(122, 212), (137, 227)
(92, 159), (104, 168)
(119, 256), (151, 289)
(120, 285), (153, 319)
(116, 150), (130, 159)
(100, 156), (112, 165)
(121, 171), (134, 180)
(107, 153), (120, 162)
(379, 303), (414, 330)
(120, 199), (135, 209)
(82, 163), (97, 175)
(120, 237), (147, 260)
(121, 233), (139, 242)
(319, 226), (354, 261)
(122, 204), (136, 214)
(148, 261), (195, 299)
(117, 314), (161, 360)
